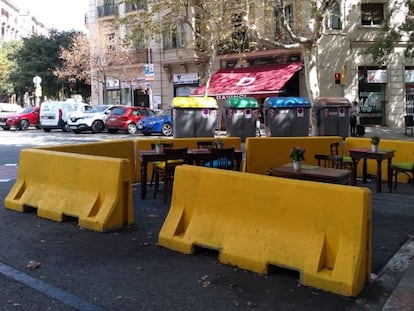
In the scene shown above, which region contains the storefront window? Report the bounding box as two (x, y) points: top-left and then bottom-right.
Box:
(358, 67), (386, 125)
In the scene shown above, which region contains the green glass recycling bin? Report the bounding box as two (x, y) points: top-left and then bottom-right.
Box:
(172, 97), (218, 138)
(313, 97), (351, 139)
(263, 97), (311, 136)
(224, 97), (259, 142)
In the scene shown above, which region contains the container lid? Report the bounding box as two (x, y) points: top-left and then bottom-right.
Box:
(264, 97), (311, 108)
(172, 96), (218, 108)
(316, 97), (351, 107)
(224, 97), (259, 108)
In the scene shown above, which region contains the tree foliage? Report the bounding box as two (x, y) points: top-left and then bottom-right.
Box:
(0, 41), (21, 101)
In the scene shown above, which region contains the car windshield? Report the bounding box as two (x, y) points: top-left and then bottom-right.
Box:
(86, 106), (109, 113)
(111, 108), (126, 115)
(21, 107), (35, 113)
(157, 109), (171, 117)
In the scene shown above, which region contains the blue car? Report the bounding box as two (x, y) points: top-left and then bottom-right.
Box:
(137, 109), (173, 136)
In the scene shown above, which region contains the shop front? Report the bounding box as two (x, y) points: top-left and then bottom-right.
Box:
(358, 66), (387, 125)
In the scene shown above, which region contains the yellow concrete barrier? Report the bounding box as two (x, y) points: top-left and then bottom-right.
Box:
(5, 149), (133, 232)
(40, 140), (136, 182)
(159, 165), (371, 297)
(244, 137), (344, 175)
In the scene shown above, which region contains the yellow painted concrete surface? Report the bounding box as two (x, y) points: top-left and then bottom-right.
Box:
(244, 136), (344, 175)
(159, 165), (372, 297)
(4, 149), (133, 232)
(40, 140), (136, 182)
(345, 137), (414, 182)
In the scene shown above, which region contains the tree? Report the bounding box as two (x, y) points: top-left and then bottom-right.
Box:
(122, 0), (343, 133)
(365, 0), (413, 64)
(0, 41), (21, 102)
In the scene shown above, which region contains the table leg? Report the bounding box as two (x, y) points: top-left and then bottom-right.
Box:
(376, 159), (382, 193)
(362, 159), (368, 184)
(387, 158), (393, 193)
(141, 162), (148, 199)
(351, 158), (358, 186)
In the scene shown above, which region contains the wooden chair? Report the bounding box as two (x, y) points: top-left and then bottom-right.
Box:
(149, 142), (174, 188)
(314, 153), (343, 169)
(197, 141), (213, 149)
(205, 147), (235, 170)
(330, 142), (353, 169)
(390, 152), (414, 190)
(153, 147), (188, 204)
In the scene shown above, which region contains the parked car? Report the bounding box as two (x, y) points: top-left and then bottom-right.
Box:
(0, 103), (23, 129)
(137, 109), (173, 136)
(68, 105), (119, 134)
(40, 99), (91, 132)
(3, 106), (40, 130)
(105, 106), (155, 134)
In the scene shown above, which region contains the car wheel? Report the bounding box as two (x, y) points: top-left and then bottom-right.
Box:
(108, 129), (118, 134)
(62, 123), (71, 132)
(161, 123), (173, 136)
(19, 119), (30, 130)
(91, 120), (105, 134)
(2, 126), (10, 130)
(127, 123), (137, 134)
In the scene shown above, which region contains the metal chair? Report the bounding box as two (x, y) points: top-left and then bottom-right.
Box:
(390, 151), (414, 190)
(149, 142), (173, 188)
(330, 142), (353, 169)
(153, 147), (188, 204)
(314, 153), (343, 169)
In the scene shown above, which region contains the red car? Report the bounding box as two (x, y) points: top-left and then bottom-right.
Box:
(4, 106), (40, 130)
(105, 106), (155, 134)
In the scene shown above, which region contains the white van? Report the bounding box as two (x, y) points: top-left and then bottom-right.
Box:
(40, 99), (91, 132)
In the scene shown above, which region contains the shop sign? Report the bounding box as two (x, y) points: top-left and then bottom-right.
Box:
(367, 70), (387, 83)
(173, 73), (199, 85)
(106, 79), (120, 89)
(405, 70), (414, 83)
(216, 94), (247, 100)
(144, 64), (154, 82)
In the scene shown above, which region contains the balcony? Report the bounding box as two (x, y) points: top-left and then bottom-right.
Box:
(97, 4), (118, 18)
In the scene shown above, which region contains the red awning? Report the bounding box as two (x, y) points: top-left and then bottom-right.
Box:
(191, 62), (303, 99)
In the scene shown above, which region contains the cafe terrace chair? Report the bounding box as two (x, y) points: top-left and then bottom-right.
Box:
(205, 147), (235, 170)
(314, 153), (343, 169)
(153, 147), (188, 204)
(390, 152), (414, 190)
(330, 142), (353, 170)
(149, 142), (174, 188)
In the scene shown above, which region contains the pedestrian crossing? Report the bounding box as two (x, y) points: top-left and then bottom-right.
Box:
(0, 164), (18, 182)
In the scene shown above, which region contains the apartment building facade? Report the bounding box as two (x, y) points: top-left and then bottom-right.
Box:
(0, 0), (48, 42)
(87, 0), (414, 128)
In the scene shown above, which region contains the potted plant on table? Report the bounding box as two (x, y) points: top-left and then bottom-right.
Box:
(154, 139), (163, 153)
(290, 146), (306, 170)
(370, 135), (380, 152)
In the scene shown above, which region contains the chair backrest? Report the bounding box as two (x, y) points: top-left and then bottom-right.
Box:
(330, 142), (340, 156)
(209, 147), (235, 170)
(151, 142), (174, 150)
(315, 153), (343, 169)
(197, 141), (213, 149)
(164, 147), (188, 166)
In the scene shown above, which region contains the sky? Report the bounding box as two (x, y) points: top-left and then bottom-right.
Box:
(14, 0), (89, 32)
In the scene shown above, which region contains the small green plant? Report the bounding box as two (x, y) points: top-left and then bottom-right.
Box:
(371, 135), (380, 145)
(289, 146), (306, 162)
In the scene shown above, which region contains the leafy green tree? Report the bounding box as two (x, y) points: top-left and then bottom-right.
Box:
(0, 41), (21, 102)
(9, 30), (90, 103)
(365, 0), (413, 63)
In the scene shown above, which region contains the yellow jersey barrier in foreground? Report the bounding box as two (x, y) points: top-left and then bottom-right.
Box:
(159, 165), (372, 297)
(4, 149), (133, 232)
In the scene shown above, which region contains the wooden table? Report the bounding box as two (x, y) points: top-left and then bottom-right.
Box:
(349, 147), (395, 193)
(267, 164), (351, 185)
(139, 148), (243, 199)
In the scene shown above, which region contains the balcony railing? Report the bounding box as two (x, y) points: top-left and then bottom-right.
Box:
(97, 4), (118, 18)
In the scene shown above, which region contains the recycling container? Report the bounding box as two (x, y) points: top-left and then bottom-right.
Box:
(172, 97), (218, 138)
(263, 97), (311, 136)
(314, 97), (351, 138)
(224, 97), (259, 142)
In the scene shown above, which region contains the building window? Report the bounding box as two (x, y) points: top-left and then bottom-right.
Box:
(97, 0), (118, 17)
(361, 3), (384, 26)
(125, 0), (146, 12)
(131, 31), (145, 51)
(163, 22), (185, 49)
(326, 3), (342, 30)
